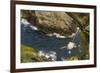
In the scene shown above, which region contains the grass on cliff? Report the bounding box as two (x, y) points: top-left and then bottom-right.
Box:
(21, 44), (38, 63)
(21, 44), (50, 63)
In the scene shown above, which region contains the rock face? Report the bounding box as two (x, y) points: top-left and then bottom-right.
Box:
(21, 10), (77, 36)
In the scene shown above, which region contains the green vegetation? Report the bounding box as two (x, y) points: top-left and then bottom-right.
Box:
(67, 56), (79, 61)
(67, 13), (90, 60)
(21, 11), (90, 61)
(21, 44), (49, 63)
(21, 44), (38, 62)
(79, 31), (89, 59)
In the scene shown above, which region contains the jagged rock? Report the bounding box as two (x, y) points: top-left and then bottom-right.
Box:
(21, 10), (77, 36)
(67, 13), (89, 30)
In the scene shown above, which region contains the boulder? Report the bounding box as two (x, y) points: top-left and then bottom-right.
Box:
(21, 10), (77, 36)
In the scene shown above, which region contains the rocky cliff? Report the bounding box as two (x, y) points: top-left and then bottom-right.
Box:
(21, 10), (77, 37)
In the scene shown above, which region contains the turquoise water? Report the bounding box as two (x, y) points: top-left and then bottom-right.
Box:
(21, 24), (81, 61)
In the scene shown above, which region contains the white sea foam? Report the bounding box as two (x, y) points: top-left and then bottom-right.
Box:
(30, 25), (38, 30)
(68, 27), (80, 38)
(45, 54), (50, 59)
(67, 42), (76, 50)
(47, 33), (66, 38)
(38, 50), (57, 61)
(21, 18), (30, 26)
(21, 18), (39, 31)
(46, 27), (80, 38)
(38, 51), (45, 56)
(68, 33), (76, 38)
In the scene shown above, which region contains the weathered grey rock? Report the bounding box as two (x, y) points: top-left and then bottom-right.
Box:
(21, 10), (77, 36)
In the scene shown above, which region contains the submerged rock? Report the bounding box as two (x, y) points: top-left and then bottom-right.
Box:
(21, 10), (77, 37)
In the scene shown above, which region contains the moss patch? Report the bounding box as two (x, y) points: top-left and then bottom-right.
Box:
(21, 44), (49, 63)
